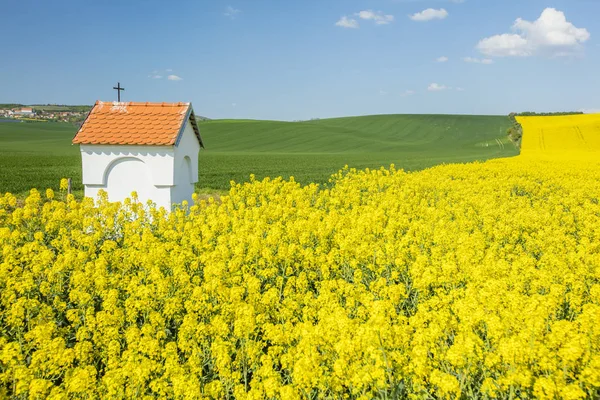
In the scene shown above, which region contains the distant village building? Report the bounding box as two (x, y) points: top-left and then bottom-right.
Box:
(72, 101), (204, 210)
(13, 108), (34, 116)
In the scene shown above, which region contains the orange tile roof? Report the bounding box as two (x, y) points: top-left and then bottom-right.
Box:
(72, 101), (204, 147)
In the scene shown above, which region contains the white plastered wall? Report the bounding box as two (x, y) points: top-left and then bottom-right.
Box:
(172, 121), (201, 205)
(80, 145), (175, 210)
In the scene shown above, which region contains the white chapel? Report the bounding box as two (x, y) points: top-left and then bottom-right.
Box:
(72, 101), (204, 210)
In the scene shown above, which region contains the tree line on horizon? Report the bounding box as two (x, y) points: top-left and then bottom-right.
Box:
(509, 111), (584, 117)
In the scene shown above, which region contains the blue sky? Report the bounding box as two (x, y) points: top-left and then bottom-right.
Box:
(1, 0), (599, 120)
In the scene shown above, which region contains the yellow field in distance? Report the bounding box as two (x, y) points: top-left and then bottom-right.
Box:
(517, 113), (600, 160)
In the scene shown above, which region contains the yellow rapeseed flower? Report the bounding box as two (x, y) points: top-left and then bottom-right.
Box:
(1, 114), (600, 398)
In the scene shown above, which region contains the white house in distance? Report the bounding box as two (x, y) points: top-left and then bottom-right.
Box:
(13, 107), (34, 116)
(72, 101), (204, 210)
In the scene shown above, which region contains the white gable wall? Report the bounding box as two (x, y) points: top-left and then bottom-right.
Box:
(172, 121), (200, 205)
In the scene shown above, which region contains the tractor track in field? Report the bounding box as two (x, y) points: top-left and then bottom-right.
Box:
(575, 126), (588, 146)
(539, 129), (546, 151)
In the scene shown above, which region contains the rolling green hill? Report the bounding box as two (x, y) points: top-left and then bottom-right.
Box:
(203, 115), (510, 153)
(0, 114), (518, 196)
(0, 122), (82, 196)
(198, 114), (517, 191)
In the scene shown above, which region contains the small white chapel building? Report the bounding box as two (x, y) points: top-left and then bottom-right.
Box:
(72, 101), (204, 210)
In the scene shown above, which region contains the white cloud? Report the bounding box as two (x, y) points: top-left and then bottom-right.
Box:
(224, 6), (241, 18)
(436, 56), (449, 62)
(232, 103), (237, 107)
(456, 87), (466, 92)
(478, 34), (529, 57)
(463, 57), (494, 64)
(401, 90), (416, 96)
(356, 10), (394, 25)
(428, 83), (449, 91)
(335, 16), (359, 28)
(410, 8), (448, 22)
(379, 89), (388, 96)
(477, 8), (590, 57)
(150, 69), (182, 79)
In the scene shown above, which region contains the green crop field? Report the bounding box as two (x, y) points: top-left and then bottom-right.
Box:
(0, 114), (518, 197)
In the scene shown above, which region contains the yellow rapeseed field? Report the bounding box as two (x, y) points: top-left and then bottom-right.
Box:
(517, 113), (600, 160)
(1, 115), (600, 399)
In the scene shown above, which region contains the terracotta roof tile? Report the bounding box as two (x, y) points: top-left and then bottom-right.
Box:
(72, 101), (204, 147)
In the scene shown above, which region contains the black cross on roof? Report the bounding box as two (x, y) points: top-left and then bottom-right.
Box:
(113, 82), (125, 102)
